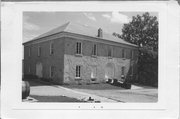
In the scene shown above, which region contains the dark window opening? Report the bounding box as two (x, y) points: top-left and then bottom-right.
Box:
(108, 48), (112, 57)
(50, 43), (54, 55)
(92, 44), (97, 56)
(76, 65), (81, 78)
(76, 42), (82, 55)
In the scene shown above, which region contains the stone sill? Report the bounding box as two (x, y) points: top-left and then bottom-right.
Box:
(74, 77), (82, 81)
(75, 54), (83, 57)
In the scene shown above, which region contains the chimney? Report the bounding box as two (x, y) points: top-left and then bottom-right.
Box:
(97, 28), (103, 38)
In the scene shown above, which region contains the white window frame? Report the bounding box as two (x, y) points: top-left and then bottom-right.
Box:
(75, 65), (81, 78)
(50, 43), (54, 55)
(76, 42), (82, 55)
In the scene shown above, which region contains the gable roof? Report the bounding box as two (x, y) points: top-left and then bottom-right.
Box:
(25, 22), (137, 47)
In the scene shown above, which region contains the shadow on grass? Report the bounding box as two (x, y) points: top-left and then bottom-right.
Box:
(24, 78), (125, 90)
(30, 95), (85, 102)
(63, 83), (125, 90)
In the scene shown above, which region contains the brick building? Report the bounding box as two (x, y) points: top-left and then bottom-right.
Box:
(23, 22), (139, 85)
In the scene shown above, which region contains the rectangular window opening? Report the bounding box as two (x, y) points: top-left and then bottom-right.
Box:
(122, 49), (126, 58)
(76, 65), (81, 78)
(92, 44), (97, 56)
(28, 66), (31, 74)
(76, 42), (82, 55)
(38, 46), (41, 56)
(50, 66), (54, 78)
(91, 66), (97, 78)
(108, 48), (112, 57)
(50, 43), (54, 55)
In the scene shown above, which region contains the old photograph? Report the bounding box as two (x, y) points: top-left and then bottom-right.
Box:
(22, 12), (158, 103)
(1, 1), (180, 119)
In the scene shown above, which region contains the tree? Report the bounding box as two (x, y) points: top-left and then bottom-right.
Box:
(120, 12), (158, 51)
(114, 12), (158, 87)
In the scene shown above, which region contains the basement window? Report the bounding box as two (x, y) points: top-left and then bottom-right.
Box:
(75, 65), (81, 78)
(76, 42), (82, 55)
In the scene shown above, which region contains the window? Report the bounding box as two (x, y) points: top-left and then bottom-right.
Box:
(108, 48), (112, 57)
(121, 67), (125, 75)
(50, 43), (54, 55)
(38, 46), (41, 57)
(28, 47), (31, 57)
(122, 49), (126, 58)
(131, 50), (134, 59)
(76, 65), (81, 78)
(50, 66), (54, 78)
(91, 66), (97, 78)
(76, 42), (82, 55)
(92, 44), (97, 56)
(28, 66), (31, 73)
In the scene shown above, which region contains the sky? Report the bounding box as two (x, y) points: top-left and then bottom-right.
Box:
(23, 12), (158, 42)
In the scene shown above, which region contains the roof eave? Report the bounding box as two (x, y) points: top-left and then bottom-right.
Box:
(23, 31), (138, 48)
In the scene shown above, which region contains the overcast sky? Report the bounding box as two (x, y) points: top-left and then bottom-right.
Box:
(23, 12), (158, 42)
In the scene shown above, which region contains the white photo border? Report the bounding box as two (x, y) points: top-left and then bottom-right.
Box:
(1, 1), (179, 119)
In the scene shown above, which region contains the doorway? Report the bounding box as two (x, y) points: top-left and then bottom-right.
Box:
(36, 62), (43, 78)
(105, 62), (115, 79)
